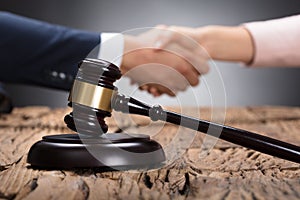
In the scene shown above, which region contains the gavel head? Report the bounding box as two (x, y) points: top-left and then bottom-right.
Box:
(64, 58), (121, 136)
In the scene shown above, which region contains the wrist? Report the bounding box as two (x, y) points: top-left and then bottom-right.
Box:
(193, 26), (215, 58)
(195, 26), (254, 63)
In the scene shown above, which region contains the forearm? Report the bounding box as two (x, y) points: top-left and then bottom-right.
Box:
(196, 15), (300, 67)
(196, 26), (254, 64)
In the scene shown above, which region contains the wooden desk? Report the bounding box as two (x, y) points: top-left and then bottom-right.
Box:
(0, 106), (299, 199)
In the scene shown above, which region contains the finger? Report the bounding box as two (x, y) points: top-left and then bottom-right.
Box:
(179, 49), (202, 75)
(184, 50), (210, 75)
(150, 87), (161, 97)
(153, 49), (200, 88)
(147, 86), (161, 97)
(139, 85), (149, 91)
(188, 46), (211, 75)
(167, 44), (209, 76)
(192, 58), (210, 75)
(175, 80), (188, 91)
(177, 61), (200, 87)
(156, 85), (176, 96)
(154, 39), (167, 50)
(161, 46), (200, 86)
(149, 84), (176, 97)
(154, 30), (175, 49)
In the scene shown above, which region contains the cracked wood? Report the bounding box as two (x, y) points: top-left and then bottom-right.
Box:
(0, 106), (300, 200)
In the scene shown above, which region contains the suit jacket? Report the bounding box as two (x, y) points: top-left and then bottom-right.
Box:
(0, 12), (100, 90)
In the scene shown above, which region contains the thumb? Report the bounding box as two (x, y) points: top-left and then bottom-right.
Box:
(154, 35), (170, 50)
(154, 25), (171, 50)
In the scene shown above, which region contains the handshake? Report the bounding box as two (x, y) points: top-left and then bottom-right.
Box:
(118, 26), (211, 97)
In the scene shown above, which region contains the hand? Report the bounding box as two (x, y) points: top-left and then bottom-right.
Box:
(159, 25), (254, 63)
(153, 25), (210, 73)
(121, 27), (209, 96)
(150, 25), (210, 95)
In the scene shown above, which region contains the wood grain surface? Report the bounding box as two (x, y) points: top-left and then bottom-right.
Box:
(0, 106), (299, 200)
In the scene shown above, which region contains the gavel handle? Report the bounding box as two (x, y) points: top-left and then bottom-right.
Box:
(112, 94), (300, 164)
(165, 110), (300, 164)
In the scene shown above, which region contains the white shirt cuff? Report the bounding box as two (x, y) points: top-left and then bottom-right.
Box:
(98, 33), (124, 68)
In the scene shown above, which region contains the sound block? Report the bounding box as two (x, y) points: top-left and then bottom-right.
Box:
(27, 133), (166, 170)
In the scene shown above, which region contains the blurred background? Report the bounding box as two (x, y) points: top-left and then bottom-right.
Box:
(1, 0), (300, 108)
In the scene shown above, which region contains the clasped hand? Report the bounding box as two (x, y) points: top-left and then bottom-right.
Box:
(121, 26), (210, 97)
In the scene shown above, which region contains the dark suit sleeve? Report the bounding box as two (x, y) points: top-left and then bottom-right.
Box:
(0, 12), (100, 90)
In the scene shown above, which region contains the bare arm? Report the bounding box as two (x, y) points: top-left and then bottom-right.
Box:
(195, 26), (254, 64)
(161, 15), (300, 67)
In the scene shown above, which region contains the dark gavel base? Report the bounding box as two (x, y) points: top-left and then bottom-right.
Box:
(27, 133), (166, 170)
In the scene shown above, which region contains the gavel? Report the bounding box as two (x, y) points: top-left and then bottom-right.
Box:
(28, 58), (300, 169)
